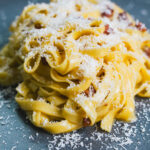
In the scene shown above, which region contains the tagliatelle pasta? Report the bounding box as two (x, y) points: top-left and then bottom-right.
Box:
(0, 0), (150, 134)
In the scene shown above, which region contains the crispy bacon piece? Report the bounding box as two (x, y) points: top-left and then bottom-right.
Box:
(128, 22), (133, 27)
(143, 46), (150, 57)
(84, 88), (90, 97)
(118, 11), (128, 21)
(135, 22), (147, 32)
(101, 6), (114, 18)
(84, 85), (96, 97)
(104, 24), (113, 35)
(83, 118), (91, 127)
(88, 17), (94, 21)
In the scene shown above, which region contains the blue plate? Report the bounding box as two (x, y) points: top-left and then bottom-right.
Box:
(0, 0), (150, 150)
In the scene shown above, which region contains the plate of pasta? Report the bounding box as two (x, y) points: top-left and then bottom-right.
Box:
(0, 0), (150, 149)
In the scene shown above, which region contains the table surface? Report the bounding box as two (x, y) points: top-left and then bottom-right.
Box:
(0, 0), (150, 150)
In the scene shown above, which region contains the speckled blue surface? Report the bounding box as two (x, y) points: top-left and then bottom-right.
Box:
(0, 0), (150, 150)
